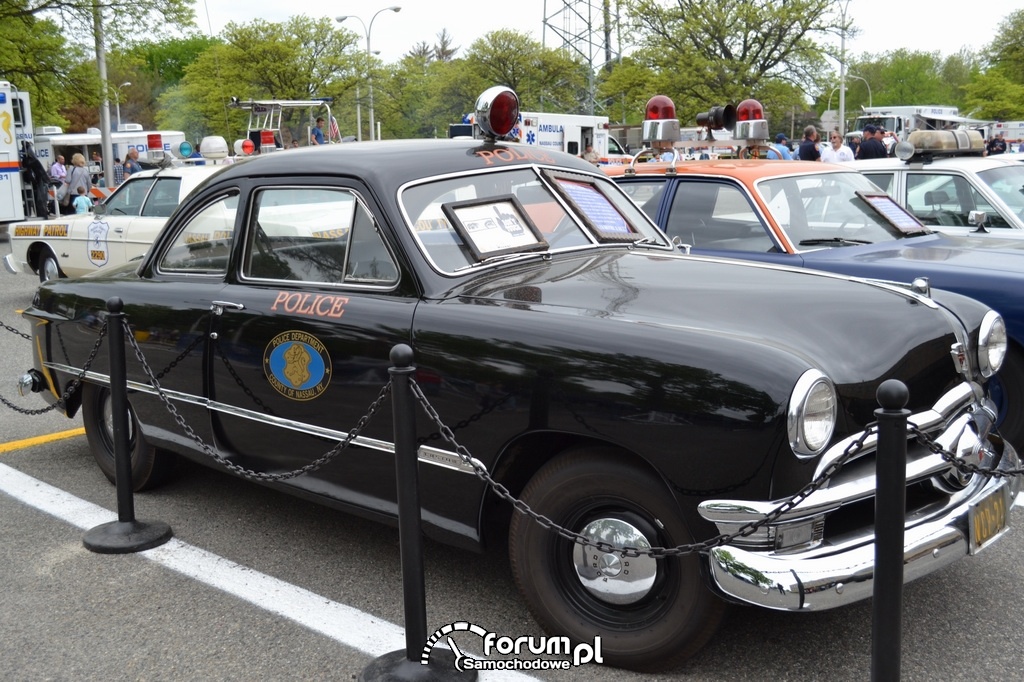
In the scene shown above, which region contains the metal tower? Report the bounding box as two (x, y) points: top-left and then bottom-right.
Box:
(541, 0), (625, 116)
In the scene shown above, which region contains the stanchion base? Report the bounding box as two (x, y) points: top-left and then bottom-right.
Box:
(359, 648), (476, 681)
(83, 520), (173, 554)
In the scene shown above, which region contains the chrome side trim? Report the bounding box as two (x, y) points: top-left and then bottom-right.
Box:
(45, 362), (484, 475)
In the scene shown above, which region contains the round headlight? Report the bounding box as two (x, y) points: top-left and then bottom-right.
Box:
(788, 369), (837, 459)
(978, 311), (1007, 378)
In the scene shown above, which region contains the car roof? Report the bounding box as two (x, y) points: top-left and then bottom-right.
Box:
(602, 159), (851, 181)
(853, 156), (1021, 171)
(212, 139), (600, 193)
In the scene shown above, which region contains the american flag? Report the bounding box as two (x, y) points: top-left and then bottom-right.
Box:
(329, 116), (340, 142)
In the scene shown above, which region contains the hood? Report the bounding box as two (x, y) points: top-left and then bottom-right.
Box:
(459, 250), (968, 395)
(805, 233), (1024, 275)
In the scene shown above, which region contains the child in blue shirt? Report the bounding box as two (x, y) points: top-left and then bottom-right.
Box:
(72, 186), (92, 214)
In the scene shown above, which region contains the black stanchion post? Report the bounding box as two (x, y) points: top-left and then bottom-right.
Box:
(83, 297), (173, 554)
(360, 344), (475, 681)
(871, 379), (909, 682)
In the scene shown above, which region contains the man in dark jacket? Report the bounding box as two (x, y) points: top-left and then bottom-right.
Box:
(797, 125), (821, 161)
(21, 143), (51, 218)
(855, 124), (888, 159)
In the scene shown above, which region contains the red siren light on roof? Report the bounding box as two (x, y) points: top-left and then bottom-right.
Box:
(736, 99), (764, 121)
(645, 95), (676, 121)
(735, 99), (770, 141)
(240, 138), (256, 155)
(475, 86), (520, 139)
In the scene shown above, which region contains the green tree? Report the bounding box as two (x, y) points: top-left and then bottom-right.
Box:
(983, 10), (1024, 85)
(0, 4), (83, 125)
(462, 30), (591, 114)
(625, 0), (836, 109)
(157, 16), (360, 142)
(962, 71), (1024, 121)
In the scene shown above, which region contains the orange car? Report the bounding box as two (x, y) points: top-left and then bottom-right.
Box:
(605, 154), (1024, 453)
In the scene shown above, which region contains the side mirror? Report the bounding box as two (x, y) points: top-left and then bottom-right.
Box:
(93, 203), (107, 216)
(968, 209), (988, 233)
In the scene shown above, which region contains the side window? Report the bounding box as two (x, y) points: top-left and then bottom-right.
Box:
(103, 177), (154, 216)
(863, 173), (894, 194)
(141, 178), (183, 218)
(668, 181), (773, 251)
(158, 194), (238, 273)
(243, 187), (397, 286)
(617, 181), (666, 219)
(907, 174), (973, 226)
(344, 202), (399, 284)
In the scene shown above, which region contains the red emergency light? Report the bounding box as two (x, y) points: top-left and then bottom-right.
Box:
(147, 133), (163, 151)
(474, 86), (520, 139)
(736, 99), (764, 121)
(260, 130), (275, 146)
(645, 95), (676, 121)
(241, 138), (256, 155)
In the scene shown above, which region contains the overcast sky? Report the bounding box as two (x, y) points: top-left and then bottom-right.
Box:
(196, 0), (1019, 66)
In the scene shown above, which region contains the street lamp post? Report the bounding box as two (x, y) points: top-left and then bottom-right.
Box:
(114, 81), (131, 131)
(336, 6), (401, 142)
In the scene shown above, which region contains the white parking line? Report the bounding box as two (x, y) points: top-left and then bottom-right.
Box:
(0, 463), (539, 681)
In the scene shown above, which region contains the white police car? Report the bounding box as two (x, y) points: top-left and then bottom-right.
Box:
(856, 129), (1024, 235)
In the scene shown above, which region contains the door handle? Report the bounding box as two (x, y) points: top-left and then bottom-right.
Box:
(210, 301), (245, 316)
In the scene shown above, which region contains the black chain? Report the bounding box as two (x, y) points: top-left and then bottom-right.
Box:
(911, 424), (1024, 478)
(410, 376), (876, 558)
(123, 322), (391, 482)
(0, 320), (108, 415)
(421, 390), (511, 442)
(0, 317), (32, 341)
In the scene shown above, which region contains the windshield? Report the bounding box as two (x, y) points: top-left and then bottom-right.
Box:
(755, 171), (928, 247)
(978, 165), (1024, 215)
(401, 167), (668, 273)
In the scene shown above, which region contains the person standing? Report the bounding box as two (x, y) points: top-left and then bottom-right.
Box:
(72, 186), (93, 214)
(123, 148), (143, 179)
(797, 125), (821, 161)
(50, 154), (67, 183)
(986, 132), (1007, 156)
(767, 133), (793, 159)
(820, 131), (855, 163)
(62, 153), (91, 209)
(855, 125), (888, 159)
(310, 117), (326, 145)
(112, 157), (124, 186)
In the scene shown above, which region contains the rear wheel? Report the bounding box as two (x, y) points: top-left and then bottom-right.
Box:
(37, 249), (63, 283)
(81, 383), (176, 491)
(508, 447), (726, 672)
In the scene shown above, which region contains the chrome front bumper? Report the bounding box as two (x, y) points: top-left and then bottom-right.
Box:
(698, 381), (1020, 611)
(3, 252), (30, 276)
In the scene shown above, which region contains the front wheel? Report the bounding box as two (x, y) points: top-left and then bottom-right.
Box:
(508, 447), (726, 672)
(37, 248), (63, 283)
(81, 383), (176, 491)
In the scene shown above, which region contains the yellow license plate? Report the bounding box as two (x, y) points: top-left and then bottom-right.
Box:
(968, 484), (1010, 554)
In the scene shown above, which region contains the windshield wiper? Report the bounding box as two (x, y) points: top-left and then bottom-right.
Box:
(453, 251), (546, 272)
(798, 237), (872, 246)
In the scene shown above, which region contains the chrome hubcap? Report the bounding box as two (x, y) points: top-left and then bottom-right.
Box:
(572, 517), (658, 605)
(42, 258), (59, 281)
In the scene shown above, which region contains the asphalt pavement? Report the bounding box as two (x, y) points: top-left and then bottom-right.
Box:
(2, 238), (1023, 681)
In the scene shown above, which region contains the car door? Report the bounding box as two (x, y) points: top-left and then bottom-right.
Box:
(206, 183), (417, 511)
(124, 176), (185, 262)
(65, 175), (154, 274)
